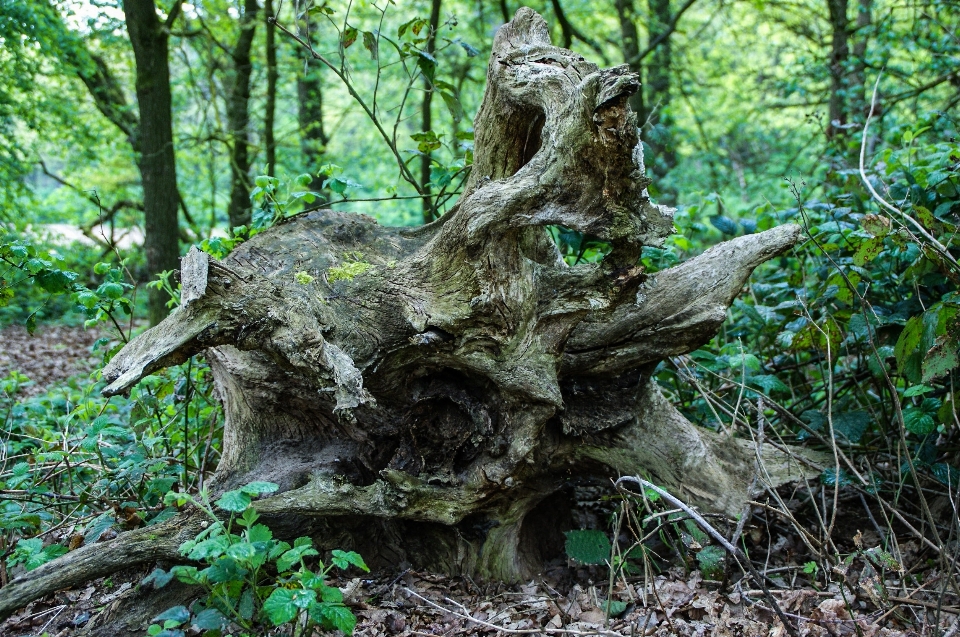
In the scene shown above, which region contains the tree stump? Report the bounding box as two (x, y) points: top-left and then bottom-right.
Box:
(0, 7), (812, 619)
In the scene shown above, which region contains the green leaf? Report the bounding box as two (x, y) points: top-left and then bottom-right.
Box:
(603, 599), (628, 617)
(864, 547), (903, 573)
(191, 608), (229, 631)
(36, 268), (78, 294)
(142, 568), (175, 589)
(247, 523), (273, 544)
(903, 409), (936, 436)
(416, 50), (436, 82)
(152, 606), (190, 626)
(215, 490), (252, 513)
(362, 31), (378, 59)
(709, 215), (737, 235)
(564, 530), (610, 565)
(277, 545), (319, 572)
(239, 481), (280, 496)
(922, 334), (960, 382)
(263, 587), (298, 625)
(861, 214), (891, 237)
(313, 602), (358, 635)
(185, 535), (230, 561)
(331, 549), (369, 571)
(853, 236), (885, 266)
(832, 411), (870, 443)
(696, 545), (726, 580)
(341, 25), (358, 48)
(894, 315), (924, 373)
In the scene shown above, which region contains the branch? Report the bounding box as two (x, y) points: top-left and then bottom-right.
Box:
(269, 17), (425, 196)
(859, 74), (959, 271)
(627, 0), (699, 66)
(615, 477), (800, 637)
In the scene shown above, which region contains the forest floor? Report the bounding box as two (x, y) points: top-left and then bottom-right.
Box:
(1, 328), (957, 637)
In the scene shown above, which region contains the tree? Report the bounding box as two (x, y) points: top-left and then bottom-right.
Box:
(122, 0), (182, 325)
(0, 8), (815, 619)
(225, 0), (261, 229)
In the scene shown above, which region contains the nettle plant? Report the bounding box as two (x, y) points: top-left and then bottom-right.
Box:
(144, 482), (367, 637)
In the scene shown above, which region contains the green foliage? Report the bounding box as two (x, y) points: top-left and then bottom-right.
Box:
(0, 234), (137, 330)
(0, 354), (223, 579)
(146, 485), (367, 636)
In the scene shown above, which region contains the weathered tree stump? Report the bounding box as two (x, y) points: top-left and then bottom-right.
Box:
(0, 7), (812, 619)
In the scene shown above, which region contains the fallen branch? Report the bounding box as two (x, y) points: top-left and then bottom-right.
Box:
(615, 476), (800, 637)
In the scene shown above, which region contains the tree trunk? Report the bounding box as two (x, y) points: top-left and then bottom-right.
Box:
(297, 15), (328, 194)
(615, 0), (644, 118)
(264, 0), (278, 177)
(645, 0), (676, 183)
(0, 9), (817, 619)
(226, 0), (260, 229)
(420, 0), (443, 223)
(826, 0), (850, 138)
(122, 0), (181, 326)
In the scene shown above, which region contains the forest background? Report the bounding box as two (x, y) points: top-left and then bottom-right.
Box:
(0, 0), (959, 633)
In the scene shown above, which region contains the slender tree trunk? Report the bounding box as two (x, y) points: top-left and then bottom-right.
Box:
(645, 0), (676, 185)
(826, 0), (850, 138)
(121, 0), (181, 326)
(420, 0), (442, 223)
(297, 17), (328, 193)
(850, 0), (872, 125)
(264, 0), (278, 177)
(615, 0), (644, 124)
(226, 0), (260, 229)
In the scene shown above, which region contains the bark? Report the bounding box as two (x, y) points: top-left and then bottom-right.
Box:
(297, 16), (328, 193)
(226, 0), (260, 229)
(122, 0), (181, 326)
(0, 9), (818, 619)
(264, 0), (278, 177)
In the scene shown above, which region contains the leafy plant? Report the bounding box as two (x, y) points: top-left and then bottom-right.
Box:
(144, 483), (368, 636)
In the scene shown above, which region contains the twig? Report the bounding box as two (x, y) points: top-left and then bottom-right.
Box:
(616, 477), (801, 637)
(403, 587), (624, 636)
(859, 73), (958, 271)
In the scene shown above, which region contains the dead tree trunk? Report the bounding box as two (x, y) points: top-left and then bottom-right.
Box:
(0, 8), (812, 618)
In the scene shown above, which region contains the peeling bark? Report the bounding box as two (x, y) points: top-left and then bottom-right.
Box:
(0, 8), (814, 620)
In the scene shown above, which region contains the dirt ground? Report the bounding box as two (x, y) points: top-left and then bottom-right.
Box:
(0, 324), (104, 396)
(1, 325), (958, 637)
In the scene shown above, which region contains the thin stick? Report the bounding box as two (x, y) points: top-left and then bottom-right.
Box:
(402, 587), (624, 636)
(616, 477), (800, 637)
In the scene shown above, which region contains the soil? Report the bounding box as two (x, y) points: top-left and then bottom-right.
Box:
(0, 324), (104, 396)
